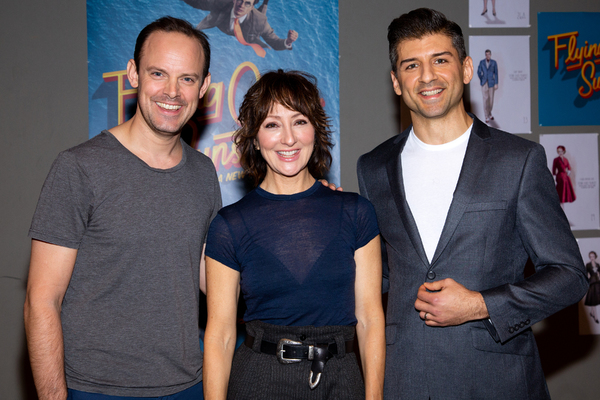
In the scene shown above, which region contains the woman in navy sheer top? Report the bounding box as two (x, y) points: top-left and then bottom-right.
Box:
(203, 70), (385, 400)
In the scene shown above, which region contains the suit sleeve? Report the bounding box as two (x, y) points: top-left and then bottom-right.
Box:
(358, 155), (390, 294)
(494, 61), (499, 85)
(477, 62), (484, 85)
(259, 20), (290, 51)
(480, 144), (588, 343)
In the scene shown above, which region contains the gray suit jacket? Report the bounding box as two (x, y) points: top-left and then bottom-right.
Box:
(357, 116), (588, 399)
(183, 0), (290, 50)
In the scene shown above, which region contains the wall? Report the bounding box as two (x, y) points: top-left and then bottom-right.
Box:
(1, 0), (599, 398)
(1, 1), (89, 399)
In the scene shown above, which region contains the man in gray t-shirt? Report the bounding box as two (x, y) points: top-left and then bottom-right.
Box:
(24, 17), (221, 400)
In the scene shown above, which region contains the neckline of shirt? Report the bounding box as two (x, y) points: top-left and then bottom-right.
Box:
(255, 179), (321, 201)
(102, 130), (187, 173)
(409, 123), (473, 152)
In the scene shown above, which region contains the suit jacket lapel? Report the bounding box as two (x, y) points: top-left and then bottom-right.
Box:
(386, 129), (430, 268)
(430, 116), (492, 265)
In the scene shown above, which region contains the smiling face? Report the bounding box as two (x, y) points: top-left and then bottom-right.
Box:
(256, 102), (315, 184)
(233, 0), (255, 18)
(127, 31), (211, 138)
(390, 33), (473, 123)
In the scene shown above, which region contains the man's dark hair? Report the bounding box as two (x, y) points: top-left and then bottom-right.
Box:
(485, 49), (492, 54)
(388, 8), (467, 73)
(234, 70), (333, 186)
(134, 16), (211, 81)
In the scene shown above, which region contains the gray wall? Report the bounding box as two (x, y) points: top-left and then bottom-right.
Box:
(2, 0), (599, 398)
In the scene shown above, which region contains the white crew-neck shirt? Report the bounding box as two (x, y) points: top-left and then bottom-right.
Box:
(401, 124), (473, 262)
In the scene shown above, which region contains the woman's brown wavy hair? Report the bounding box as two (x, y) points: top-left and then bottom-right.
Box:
(234, 70), (333, 186)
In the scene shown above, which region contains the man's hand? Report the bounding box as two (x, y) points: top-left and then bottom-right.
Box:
(494, 84), (498, 90)
(414, 278), (489, 327)
(286, 30), (298, 46)
(319, 179), (343, 191)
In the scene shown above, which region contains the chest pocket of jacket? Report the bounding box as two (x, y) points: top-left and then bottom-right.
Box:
(465, 201), (507, 213)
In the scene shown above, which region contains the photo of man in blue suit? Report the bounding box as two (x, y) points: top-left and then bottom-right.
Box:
(477, 49), (498, 123)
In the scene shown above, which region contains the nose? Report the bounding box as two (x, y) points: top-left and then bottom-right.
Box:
(280, 124), (297, 146)
(164, 77), (179, 99)
(419, 62), (437, 84)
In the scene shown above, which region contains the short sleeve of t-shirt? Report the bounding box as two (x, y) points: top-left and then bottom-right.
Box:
(206, 213), (240, 271)
(354, 195), (379, 249)
(29, 151), (93, 249)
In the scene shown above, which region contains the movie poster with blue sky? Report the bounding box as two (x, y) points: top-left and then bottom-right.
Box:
(538, 12), (600, 127)
(87, 0), (339, 206)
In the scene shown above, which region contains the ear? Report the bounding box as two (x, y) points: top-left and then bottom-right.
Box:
(462, 56), (474, 85)
(390, 71), (402, 96)
(199, 72), (212, 99)
(126, 59), (139, 89)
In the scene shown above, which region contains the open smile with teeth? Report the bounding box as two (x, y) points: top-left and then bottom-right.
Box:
(420, 88), (443, 96)
(277, 150), (300, 157)
(156, 102), (182, 111)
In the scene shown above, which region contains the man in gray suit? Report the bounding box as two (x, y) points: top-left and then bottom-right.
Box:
(477, 49), (498, 123)
(357, 8), (588, 399)
(183, 0), (298, 51)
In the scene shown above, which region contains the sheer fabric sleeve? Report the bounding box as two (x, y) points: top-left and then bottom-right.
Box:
(355, 195), (380, 250)
(205, 213), (241, 271)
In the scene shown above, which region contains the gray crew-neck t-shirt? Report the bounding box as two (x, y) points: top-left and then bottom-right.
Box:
(29, 131), (222, 397)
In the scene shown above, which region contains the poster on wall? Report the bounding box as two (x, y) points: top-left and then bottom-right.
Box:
(538, 12), (600, 127)
(577, 238), (600, 335)
(468, 35), (531, 134)
(87, 0), (340, 206)
(468, 0), (530, 28)
(539, 133), (599, 231)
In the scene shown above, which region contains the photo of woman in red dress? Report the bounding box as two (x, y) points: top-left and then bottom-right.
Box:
(552, 145), (576, 205)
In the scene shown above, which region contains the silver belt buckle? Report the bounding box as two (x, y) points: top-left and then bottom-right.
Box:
(277, 338), (303, 364)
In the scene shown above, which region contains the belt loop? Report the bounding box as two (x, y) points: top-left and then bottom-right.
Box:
(253, 326), (264, 352)
(334, 332), (346, 358)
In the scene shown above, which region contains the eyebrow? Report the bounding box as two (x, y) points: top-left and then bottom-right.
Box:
(399, 51), (454, 66)
(266, 112), (304, 119)
(147, 66), (201, 80)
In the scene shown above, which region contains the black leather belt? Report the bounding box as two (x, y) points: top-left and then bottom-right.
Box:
(244, 334), (354, 389)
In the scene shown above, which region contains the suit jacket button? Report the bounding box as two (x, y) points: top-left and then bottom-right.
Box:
(514, 325), (520, 331)
(427, 270), (436, 280)
(509, 327), (514, 333)
(525, 319), (530, 325)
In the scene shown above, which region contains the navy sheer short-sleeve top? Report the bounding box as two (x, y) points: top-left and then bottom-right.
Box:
(206, 181), (379, 326)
